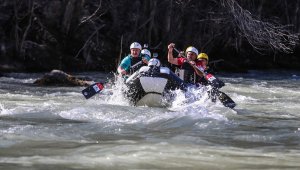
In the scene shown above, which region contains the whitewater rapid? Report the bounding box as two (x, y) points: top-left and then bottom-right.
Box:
(1, 70), (300, 169)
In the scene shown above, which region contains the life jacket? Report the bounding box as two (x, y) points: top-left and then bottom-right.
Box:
(130, 55), (143, 73)
(175, 60), (196, 84)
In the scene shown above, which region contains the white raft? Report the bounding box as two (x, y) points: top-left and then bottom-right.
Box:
(124, 58), (186, 107)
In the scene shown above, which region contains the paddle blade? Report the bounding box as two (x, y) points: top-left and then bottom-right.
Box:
(217, 91), (236, 109)
(82, 83), (104, 99)
(205, 74), (225, 89)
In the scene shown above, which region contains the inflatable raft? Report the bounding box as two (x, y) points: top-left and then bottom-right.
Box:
(124, 58), (186, 107)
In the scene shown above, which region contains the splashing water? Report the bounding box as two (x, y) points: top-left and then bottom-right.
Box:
(99, 75), (131, 106)
(1, 71), (300, 169)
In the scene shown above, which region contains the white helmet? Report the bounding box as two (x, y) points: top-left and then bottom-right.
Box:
(185, 46), (199, 56)
(130, 42), (142, 50)
(148, 58), (161, 67)
(141, 49), (151, 57)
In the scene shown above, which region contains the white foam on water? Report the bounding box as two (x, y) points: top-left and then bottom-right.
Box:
(232, 93), (257, 103)
(96, 76), (131, 106)
(2, 72), (300, 169)
(168, 86), (229, 121)
(0, 103), (14, 115)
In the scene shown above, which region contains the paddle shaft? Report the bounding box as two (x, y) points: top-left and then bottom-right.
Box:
(131, 60), (143, 70)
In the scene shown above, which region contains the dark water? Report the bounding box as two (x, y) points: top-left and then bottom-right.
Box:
(1, 70), (300, 169)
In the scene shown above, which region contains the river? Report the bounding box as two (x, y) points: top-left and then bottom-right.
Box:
(1, 70), (300, 169)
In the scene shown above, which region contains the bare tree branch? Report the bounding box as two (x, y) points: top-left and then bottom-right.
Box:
(19, 0), (34, 58)
(79, 0), (103, 26)
(116, 35), (123, 69)
(222, 0), (299, 53)
(74, 25), (105, 60)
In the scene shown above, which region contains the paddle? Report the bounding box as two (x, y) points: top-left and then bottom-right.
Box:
(173, 47), (236, 109)
(81, 60), (143, 99)
(81, 82), (104, 99)
(129, 60), (143, 74)
(207, 86), (236, 109)
(217, 91), (236, 109)
(173, 48), (225, 88)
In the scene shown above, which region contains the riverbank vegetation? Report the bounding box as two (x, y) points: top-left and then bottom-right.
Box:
(0, 0), (299, 72)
